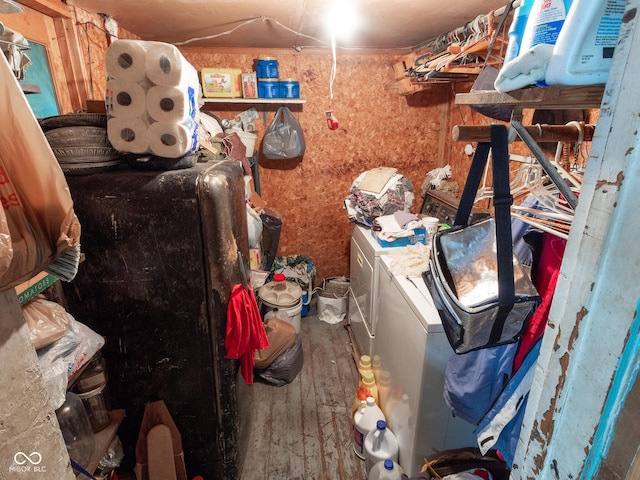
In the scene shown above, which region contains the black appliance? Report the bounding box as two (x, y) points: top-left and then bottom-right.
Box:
(62, 159), (252, 479)
(420, 189), (490, 225)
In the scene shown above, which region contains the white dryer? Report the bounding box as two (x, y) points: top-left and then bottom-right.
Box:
(373, 255), (476, 477)
(348, 225), (407, 357)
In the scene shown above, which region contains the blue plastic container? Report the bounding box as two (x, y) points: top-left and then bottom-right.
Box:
(503, 0), (535, 64)
(279, 79), (300, 98)
(258, 79), (280, 98)
(256, 57), (279, 79)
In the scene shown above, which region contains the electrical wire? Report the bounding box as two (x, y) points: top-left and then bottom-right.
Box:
(329, 30), (337, 108)
(173, 16), (331, 47)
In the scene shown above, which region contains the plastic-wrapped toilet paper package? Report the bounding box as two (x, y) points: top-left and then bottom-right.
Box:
(107, 117), (150, 154)
(146, 85), (196, 123)
(147, 121), (198, 158)
(105, 39), (148, 82)
(105, 79), (148, 118)
(105, 39), (200, 159)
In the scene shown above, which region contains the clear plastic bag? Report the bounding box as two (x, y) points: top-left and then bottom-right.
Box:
(262, 106), (306, 159)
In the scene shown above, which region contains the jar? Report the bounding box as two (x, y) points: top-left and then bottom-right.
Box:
(279, 78), (300, 98)
(77, 354), (108, 393)
(56, 392), (95, 468)
(258, 79), (279, 98)
(77, 383), (112, 432)
(256, 56), (279, 79)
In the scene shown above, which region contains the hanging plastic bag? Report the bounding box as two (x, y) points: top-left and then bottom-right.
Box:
(262, 106), (306, 159)
(0, 52), (81, 291)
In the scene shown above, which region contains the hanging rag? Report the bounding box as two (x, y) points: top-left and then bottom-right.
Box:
(225, 283), (269, 384)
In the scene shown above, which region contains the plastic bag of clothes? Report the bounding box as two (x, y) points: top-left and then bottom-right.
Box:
(255, 334), (303, 386)
(268, 255), (316, 302)
(344, 167), (414, 227)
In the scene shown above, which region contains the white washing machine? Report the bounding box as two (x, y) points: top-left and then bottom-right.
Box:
(373, 255), (476, 477)
(348, 225), (407, 357)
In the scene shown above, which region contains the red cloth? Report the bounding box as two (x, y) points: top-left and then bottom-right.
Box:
(225, 284), (269, 384)
(513, 233), (567, 371)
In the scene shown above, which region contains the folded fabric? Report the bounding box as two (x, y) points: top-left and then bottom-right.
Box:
(394, 210), (419, 229)
(374, 214), (421, 240)
(494, 44), (554, 93)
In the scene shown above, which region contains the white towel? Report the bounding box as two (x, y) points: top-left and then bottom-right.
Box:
(494, 44), (554, 93)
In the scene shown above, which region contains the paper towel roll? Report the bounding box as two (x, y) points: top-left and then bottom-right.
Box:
(145, 42), (198, 87)
(107, 117), (149, 154)
(146, 85), (194, 123)
(148, 122), (198, 158)
(106, 80), (148, 118)
(105, 39), (148, 82)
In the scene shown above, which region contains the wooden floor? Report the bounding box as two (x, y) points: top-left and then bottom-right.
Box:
(241, 315), (367, 480)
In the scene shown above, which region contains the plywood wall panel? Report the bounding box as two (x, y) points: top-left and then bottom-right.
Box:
(184, 47), (449, 281)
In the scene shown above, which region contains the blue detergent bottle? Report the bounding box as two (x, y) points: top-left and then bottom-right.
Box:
(503, 0), (535, 65)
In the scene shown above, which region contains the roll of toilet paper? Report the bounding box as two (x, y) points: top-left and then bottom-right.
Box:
(148, 121), (198, 158)
(105, 39), (148, 82)
(107, 117), (150, 154)
(145, 42), (198, 87)
(105, 79), (148, 118)
(146, 85), (195, 123)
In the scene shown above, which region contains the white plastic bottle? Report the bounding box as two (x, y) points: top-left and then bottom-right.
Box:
(364, 420), (399, 476)
(545, 0), (626, 85)
(368, 459), (404, 480)
(353, 397), (385, 460)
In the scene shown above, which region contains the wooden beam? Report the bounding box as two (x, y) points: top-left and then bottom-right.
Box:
(15, 0), (72, 18)
(455, 85), (605, 109)
(452, 123), (595, 143)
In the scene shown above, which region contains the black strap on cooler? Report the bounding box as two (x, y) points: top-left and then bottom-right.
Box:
(453, 124), (515, 344)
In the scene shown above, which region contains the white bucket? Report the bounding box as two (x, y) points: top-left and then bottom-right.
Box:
(263, 299), (302, 333)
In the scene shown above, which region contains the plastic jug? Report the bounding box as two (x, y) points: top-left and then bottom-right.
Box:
(360, 370), (379, 405)
(376, 369), (391, 413)
(358, 354), (373, 380)
(503, 0), (535, 64)
(353, 397), (385, 459)
(545, 0), (626, 85)
(520, 0), (573, 53)
(364, 420), (399, 475)
(352, 386), (371, 419)
(368, 459), (404, 480)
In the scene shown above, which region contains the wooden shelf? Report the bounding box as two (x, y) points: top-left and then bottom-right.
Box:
(455, 85), (605, 109)
(202, 97), (306, 104)
(77, 409), (126, 478)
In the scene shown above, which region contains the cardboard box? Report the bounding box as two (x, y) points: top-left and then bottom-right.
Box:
(372, 227), (427, 248)
(201, 68), (242, 98)
(242, 72), (258, 99)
